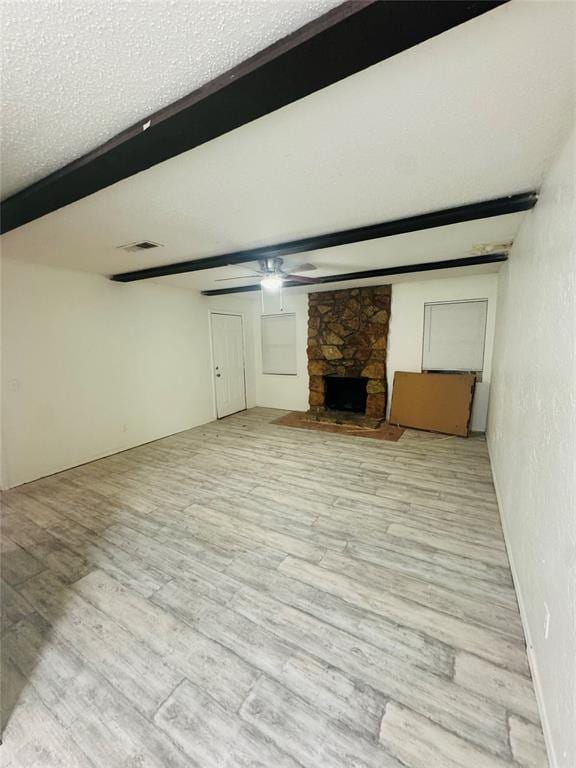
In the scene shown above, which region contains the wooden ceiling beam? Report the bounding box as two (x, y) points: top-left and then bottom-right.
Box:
(1, 0), (507, 234)
(110, 192), (536, 283)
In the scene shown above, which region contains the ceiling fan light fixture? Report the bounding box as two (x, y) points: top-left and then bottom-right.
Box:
(261, 274), (283, 292)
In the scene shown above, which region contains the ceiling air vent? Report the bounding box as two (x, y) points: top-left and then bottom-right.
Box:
(117, 241), (163, 253)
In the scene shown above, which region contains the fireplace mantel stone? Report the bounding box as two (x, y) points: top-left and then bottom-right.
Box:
(307, 285), (391, 420)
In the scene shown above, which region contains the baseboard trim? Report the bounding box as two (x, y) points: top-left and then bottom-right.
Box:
(486, 441), (557, 768)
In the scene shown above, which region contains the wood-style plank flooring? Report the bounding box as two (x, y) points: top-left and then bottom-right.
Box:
(0, 407), (548, 767)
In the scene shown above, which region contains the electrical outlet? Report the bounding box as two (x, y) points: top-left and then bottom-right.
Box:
(544, 603), (550, 640)
(122, 424), (128, 433)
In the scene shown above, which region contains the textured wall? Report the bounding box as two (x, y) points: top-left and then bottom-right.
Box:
(488, 127), (576, 768)
(307, 286), (391, 419)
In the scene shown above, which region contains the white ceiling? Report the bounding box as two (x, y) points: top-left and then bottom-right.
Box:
(1, 0), (575, 292)
(174, 213), (523, 292)
(0, 0), (340, 199)
(209, 261), (506, 298)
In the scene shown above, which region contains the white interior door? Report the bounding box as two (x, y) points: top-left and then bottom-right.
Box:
(211, 313), (247, 418)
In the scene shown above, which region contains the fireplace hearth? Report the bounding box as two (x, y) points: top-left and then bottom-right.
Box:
(325, 376), (368, 414)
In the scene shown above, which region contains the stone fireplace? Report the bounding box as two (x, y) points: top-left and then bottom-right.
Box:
(307, 285), (391, 422)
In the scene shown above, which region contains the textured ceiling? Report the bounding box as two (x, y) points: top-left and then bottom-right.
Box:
(1, 0), (575, 291)
(170, 213), (524, 292)
(0, 0), (340, 199)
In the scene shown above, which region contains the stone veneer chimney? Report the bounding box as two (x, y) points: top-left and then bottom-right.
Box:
(307, 285), (391, 420)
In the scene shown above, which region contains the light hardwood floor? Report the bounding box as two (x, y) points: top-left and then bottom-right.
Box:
(1, 407), (548, 767)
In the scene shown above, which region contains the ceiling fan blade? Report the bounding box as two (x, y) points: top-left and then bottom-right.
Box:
(289, 263), (317, 272)
(215, 274), (260, 282)
(285, 274), (320, 284)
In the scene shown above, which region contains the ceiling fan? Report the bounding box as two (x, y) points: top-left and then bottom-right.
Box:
(215, 257), (318, 291)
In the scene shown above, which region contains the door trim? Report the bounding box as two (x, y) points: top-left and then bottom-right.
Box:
(209, 312), (248, 419)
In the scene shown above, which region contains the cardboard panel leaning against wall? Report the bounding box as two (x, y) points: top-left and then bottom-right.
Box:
(386, 273), (498, 432)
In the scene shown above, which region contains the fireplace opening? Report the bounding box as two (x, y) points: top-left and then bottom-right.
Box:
(324, 376), (368, 414)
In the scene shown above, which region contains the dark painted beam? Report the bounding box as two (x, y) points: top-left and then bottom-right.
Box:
(111, 192), (536, 283)
(201, 253), (509, 295)
(1, 0), (508, 234)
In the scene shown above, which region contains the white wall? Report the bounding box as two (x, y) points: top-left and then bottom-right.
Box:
(212, 275), (498, 430)
(0, 260), (4, 489)
(211, 291), (309, 412)
(1, 260), (217, 488)
(487, 128), (575, 768)
(387, 274), (498, 431)
(255, 292), (309, 410)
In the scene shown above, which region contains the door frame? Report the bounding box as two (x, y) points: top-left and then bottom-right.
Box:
(209, 311), (248, 419)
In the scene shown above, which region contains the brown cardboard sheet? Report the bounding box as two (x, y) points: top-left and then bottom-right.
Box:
(389, 372), (476, 437)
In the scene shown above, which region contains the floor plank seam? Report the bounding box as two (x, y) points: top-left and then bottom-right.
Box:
(1, 408), (548, 767)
